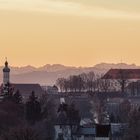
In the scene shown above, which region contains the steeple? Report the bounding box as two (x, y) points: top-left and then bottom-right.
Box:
(5, 61), (8, 67)
(3, 59), (10, 85)
(3, 58), (10, 73)
(5, 57), (8, 67)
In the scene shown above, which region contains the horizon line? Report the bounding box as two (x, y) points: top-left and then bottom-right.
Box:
(0, 62), (138, 69)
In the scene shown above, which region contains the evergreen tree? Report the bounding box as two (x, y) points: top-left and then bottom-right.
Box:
(13, 90), (22, 104)
(26, 91), (41, 125)
(2, 127), (41, 140)
(2, 83), (14, 102)
(123, 109), (140, 140)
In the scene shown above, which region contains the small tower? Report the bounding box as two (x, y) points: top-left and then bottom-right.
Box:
(3, 59), (10, 85)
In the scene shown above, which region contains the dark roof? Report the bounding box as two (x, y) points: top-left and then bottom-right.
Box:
(55, 112), (80, 125)
(12, 84), (45, 96)
(102, 69), (140, 79)
(73, 127), (96, 136)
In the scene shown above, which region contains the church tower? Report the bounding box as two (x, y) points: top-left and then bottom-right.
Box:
(3, 60), (10, 85)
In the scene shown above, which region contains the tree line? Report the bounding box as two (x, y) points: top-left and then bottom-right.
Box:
(56, 72), (116, 93)
(0, 88), (56, 140)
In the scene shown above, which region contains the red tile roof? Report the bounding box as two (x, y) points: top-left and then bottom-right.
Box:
(102, 69), (140, 79)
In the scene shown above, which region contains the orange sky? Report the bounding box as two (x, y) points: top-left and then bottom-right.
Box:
(0, 0), (140, 67)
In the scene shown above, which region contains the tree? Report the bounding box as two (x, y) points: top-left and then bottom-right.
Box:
(80, 73), (88, 91)
(2, 83), (14, 102)
(13, 90), (22, 104)
(28, 94), (57, 140)
(117, 69), (129, 93)
(56, 78), (66, 92)
(99, 79), (114, 92)
(0, 101), (24, 135)
(40, 94), (56, 121)
(58, 102), (80, 124)
(2, 127), (41, 140)
(56, 71), (116, 93)
(123, 109), (140, 140)
(63, 79), (70, 93)
(25, 91), (41, 125)
(86, 72), (96, 92)
(58, 103), (80, 140)
(119, 99), (131, 123)
(91, 94), (107, 124)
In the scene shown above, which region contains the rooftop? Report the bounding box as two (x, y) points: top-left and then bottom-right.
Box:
(12, 83), (45, 96)
(102, 69), (140, 79)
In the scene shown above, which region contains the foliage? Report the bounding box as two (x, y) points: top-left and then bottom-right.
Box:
(2, 127), (41, 140)
(25, 91), (41, 125)
(119, 100), (131, 123)
(58, 103), (81, 124)
(56, 71), (115, 93)
(40, 94), (56, 121)
(117, 69), (129, 93)
(12, 90), (22, 104)
(0, 101), (24, 135)
(0, 87), (57, 140)
(123, 109), (140, 140)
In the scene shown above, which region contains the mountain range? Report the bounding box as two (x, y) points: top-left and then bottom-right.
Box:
(0, 63), (139, 85)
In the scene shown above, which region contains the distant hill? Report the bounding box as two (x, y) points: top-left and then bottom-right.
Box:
(0, 63), (139, 85)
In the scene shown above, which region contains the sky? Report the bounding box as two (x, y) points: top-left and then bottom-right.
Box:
(0, 0), (140, 67)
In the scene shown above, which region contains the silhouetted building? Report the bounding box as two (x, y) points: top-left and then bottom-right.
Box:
(126, 81), (140, 97)
(103, 69), (140, 79)
(1, 60), (11, 95)
(42, 85), (58, 94)
(12, 83), (45, 101)
(3, 60), (10, 85)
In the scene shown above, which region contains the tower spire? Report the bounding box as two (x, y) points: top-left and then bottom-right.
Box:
(3, 59), (10, 85)
(5, 57), (8, 67)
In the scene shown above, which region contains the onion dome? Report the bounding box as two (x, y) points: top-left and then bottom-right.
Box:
(3, 61), (10, 72)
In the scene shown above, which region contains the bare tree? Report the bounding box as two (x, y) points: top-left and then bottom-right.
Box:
(56, 71), (115, 94)
(56, 78), (66, 92)
(87, 72), (96, 92)
(99, 78), (115, 92)
(117, 69), (129, 93)
(68, 75), (84, 92)
(80, 73), (88, 92)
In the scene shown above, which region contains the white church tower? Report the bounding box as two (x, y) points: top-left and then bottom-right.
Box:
(3, 60), (10, 85)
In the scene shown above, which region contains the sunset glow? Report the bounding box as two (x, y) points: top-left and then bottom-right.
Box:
(0, 0), (140, 66)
